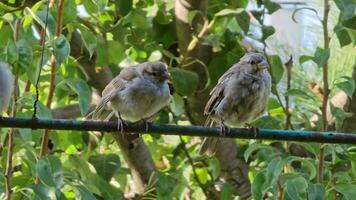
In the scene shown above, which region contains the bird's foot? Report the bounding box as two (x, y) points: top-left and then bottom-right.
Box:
(246, 123), (259, 138)
(117, 117), (128, 135)
(219, 122), (230, 137)
(138, 119), (151, 132)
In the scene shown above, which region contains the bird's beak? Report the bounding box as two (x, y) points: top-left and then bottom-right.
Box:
(159, 72), (171, 81)
(257, 60), (269, 70)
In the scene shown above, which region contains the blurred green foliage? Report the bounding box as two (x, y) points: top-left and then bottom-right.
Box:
(0, 0), (356, 199)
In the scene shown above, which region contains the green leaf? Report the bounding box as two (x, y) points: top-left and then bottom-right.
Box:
(6, 39), (18, 65)
(235, 11), (250, 33)
(308, 184), (325, 200)
(30, 184), (50, 200)
(334, 184), (356, 200)
(284, 177), (308, 200)
(329, 102), (353, 130)
(53, 35), (70, 66)
(36, 156), (63, 189)
(252, 171), (267, 200)
(334, 0), (356, 20)
(82, 0), (99, 13)
(108, 40), (125, 64)
(96, 36), (109, 67)
(253, 116), (282, 129)
(334, 76), (355, 98)
(334, 24), (352, 47)
(36, 101), (53, 119)
(75, 185), (97, 200)
(69, 155), (124, 199)
(284, 89), (316, 101)
(24, 8), (56, 36)
(88, 154), (120, 182)
(265, 158), (284, 187)
(169, 68), (199, 96)
(264, 0), (281, 14)
(268, 55), (284, 84)
(244, 143), (275, 161)
(220, 183), (234, 200)
(65, 78), (92, 116)
(61, 0), (77, 24)
(343, 14), (356, 30)
(77, 25), (97, 57)
(262, 25), (275, 40)
(16, 39), (33, 71)
(312, 47), (330, 67)
(284, 156), (317, 180)
(169, 93), (185, 116)
(299, 55), (314, 64)
(215, 8), (244, 17)
(118, 0), (132, 16)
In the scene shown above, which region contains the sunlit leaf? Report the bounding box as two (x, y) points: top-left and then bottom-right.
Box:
(215, 8), (244, 17)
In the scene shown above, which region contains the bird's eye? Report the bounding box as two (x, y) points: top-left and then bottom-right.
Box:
(152, 72), (157, 76)
(250, 60), (256, 65)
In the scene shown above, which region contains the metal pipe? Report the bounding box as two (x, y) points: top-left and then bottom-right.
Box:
(0, 117), (355, 144)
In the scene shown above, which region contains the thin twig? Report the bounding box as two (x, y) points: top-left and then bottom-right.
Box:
(5, 78), (18, 200)
(4, 19), (21, 200)
(179, 136), (208, 197)
(283, 56), (293, 173)
(284, 56), (293, 130)
(39, 0), (65, 157)
(318, 0), (330, 184)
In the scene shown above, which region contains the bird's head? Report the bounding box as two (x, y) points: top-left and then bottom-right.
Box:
(143, 61), (171, 82)
(240, 52), (269, 73)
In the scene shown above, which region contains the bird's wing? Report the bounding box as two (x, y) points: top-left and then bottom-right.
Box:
(204, 65), (238, 117)
(90, 67), (140, 120)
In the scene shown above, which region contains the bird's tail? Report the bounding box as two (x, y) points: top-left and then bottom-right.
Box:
(199, 117), (220, 156)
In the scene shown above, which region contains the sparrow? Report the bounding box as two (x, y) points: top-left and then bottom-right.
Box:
(0, 62), (14, 115)
(199, 52), (272, 156)
(89, 61), (171, 131)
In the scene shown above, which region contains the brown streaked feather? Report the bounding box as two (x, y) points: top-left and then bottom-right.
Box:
(204, 66), (238, 116)
(102, 67), (139, 97)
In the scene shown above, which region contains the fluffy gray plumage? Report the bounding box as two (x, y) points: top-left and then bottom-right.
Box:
(0, 62), (14, 115)
(90, 61), (171, 125)
(199, 52), (272, 156)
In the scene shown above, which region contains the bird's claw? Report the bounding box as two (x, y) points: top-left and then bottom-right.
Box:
(138, 119), (151, 132)
(246, 124), (259, 138)
(219, 123), (230, 137)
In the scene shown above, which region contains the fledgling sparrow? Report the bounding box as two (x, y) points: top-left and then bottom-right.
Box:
(199, 52), (272, 156)
(89, 61), (171, 130)
(0, 62), (14, 115)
